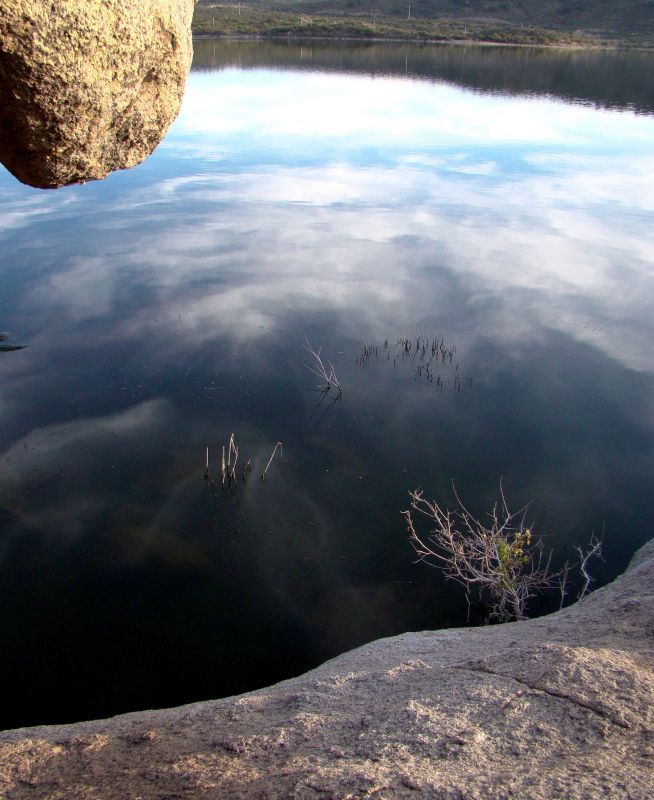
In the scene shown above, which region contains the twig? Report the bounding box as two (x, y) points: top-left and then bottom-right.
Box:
(227, 433), (238, 482)
(261, 442), (283, 482)
(304, 338), (341, 394)
(575, 533), (604, 598)
(558, 559), (571, 610)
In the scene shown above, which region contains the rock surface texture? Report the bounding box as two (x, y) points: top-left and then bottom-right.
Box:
(1, 541), (653, 799)
(0, 0), (195, 188)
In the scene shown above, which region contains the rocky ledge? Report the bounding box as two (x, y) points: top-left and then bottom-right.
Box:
(0, 0), (195, 188)
(0, 540), (652, 799)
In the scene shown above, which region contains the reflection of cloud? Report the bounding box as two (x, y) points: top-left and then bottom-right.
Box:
(16, 146), (654, 375)
(0, 187), (80, 236)
(30, 255), (116, 321)
(0, 399), (171, 536)
(4, 69), (654, 382)
(171, 69), (654, 150)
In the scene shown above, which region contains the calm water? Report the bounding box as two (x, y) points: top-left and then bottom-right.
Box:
(1, 40), (654, 729)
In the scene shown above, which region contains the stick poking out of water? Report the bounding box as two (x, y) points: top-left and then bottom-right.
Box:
(220, 433), (239, 486)
(243, 459), (252, 483)
(304, 338), (341, 394)
(261, 442), (283, 482)
(227, 433), (238, 479)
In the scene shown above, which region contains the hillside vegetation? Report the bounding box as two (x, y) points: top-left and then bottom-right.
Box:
(193, 1), (654, 45)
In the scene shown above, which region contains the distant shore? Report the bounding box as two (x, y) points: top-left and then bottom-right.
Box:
(191, 7), (652, 49)
(192, 32), (628, 51)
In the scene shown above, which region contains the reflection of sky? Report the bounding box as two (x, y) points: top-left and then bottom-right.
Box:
(172, 70), (654, 149)
(165, 72), (654, 373)
(1, 55), (654, 728)
(6, 68), (653, 371)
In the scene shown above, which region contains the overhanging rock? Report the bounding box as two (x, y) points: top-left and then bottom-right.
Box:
(0, 0), (195, 188)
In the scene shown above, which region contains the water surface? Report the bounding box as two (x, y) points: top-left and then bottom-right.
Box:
(1, 40), (653, 729)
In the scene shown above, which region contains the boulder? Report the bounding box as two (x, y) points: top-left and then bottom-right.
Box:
(1, 539), (652, 798)
(0, 0), (195, 188)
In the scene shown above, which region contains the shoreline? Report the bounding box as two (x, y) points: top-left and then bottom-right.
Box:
(190, 8), (654, 51)
(2, 539), (652, 798)
(192, 31), (643, 51)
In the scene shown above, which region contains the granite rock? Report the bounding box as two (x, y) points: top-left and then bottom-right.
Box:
(1, 539), (652, 798)
(0, 0), (195, 188)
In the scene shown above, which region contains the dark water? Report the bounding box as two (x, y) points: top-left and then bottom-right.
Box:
(1, 40), (653, 730)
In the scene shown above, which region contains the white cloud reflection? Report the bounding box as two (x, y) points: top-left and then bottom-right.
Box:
(38, 157), (650, 375)
(0, 399), (171, 537)
(0, 187), (80, 235)
(2, 66), (654, 378)
(170, 69), (654, 150)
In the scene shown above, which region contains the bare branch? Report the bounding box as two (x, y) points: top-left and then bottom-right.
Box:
(575, 533), (604, 599)
(304, 338), (341, 394)
(405, 486), (556, 622)
(404, 485), (604, 623)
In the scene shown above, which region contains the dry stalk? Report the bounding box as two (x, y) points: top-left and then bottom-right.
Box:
(261, 442), (283, 482)
(220, 433), (238, 485)
(227, 433), (238, 479)
(207, 434), (284, 488)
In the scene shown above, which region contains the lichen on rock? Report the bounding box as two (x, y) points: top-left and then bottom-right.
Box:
(0, 0), (195, 189)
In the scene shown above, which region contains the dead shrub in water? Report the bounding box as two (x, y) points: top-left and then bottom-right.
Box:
(403, 484), (602, 623)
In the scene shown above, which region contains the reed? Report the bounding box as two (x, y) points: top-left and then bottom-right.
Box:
(356, 333), (469, 390)
(205, 436), (283, 487)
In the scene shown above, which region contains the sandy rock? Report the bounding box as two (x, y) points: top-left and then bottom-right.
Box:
(1, 539), (653, 799)
(0, 0), (195, 188)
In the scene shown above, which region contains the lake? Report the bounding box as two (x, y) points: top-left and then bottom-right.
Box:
(1, 39), (653, 730)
